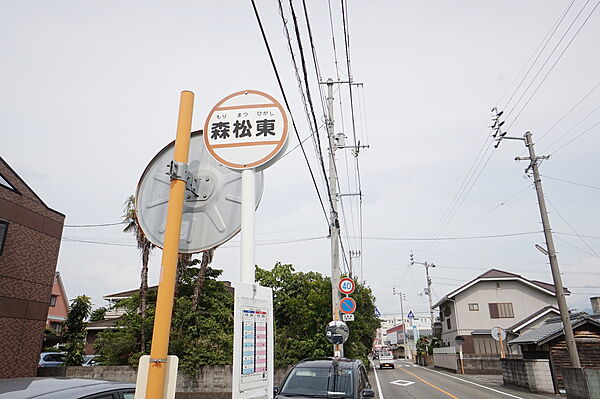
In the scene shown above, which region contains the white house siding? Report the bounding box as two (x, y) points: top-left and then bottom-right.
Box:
(440, 280), (558, 347)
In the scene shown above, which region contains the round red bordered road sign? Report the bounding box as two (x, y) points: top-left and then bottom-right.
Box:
(338, 277), (356, 295)
(339, 297), (357, 314)
(203, 90), (288, 170)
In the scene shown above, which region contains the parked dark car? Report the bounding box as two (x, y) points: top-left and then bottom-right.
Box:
(274, 357), (375, 398)
(0, 378), (135, 399)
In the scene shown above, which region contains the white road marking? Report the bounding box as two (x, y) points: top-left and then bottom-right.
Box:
(390, 379), (415, 387)
(423, 367), (526, 399)
(370, 361), (385, 399)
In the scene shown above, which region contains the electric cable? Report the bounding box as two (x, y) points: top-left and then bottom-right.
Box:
(542, 175), (600, 190)
(250, 0), (329, 224)
(507, 0), (600, 129)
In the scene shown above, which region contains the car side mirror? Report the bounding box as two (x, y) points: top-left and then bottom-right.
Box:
(362, 388), (375, 398)
(273, 386), (279, 395)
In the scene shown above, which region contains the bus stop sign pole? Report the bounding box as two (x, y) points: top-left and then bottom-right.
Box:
(144, 91), (194, 399)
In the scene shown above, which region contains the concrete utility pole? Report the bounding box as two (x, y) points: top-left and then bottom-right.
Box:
(393, 288), (408, 359)
(322, 77), (369, 357)
(326, 78), (343, 357)
(410, 253), (436, 331)
(512, 131), (581, 368)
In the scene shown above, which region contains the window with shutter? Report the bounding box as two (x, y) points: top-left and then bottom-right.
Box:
(489, 303), (513, 318)
(489, 303), (499, 318)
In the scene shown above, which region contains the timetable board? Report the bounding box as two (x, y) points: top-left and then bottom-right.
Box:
(232, 283), (274, 399)
(241, 308), (268, 376)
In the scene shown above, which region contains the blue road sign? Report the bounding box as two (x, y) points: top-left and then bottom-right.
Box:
(407, 311), (415, 319)
(339, 297), (356, 314)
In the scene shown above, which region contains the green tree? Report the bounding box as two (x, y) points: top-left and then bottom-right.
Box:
(89, 307), (107, 322)
(256, 263), (379, 367)
(63, 295), (92, 366)
(123, 195), (155, 352)
(94, 266), (233, 374)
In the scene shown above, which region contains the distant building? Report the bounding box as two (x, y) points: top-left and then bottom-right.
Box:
(0, 156), (65, 378)
(432, 269), (564, 354)
(376, 315), (433, 359)
(46, 272), (69, 333)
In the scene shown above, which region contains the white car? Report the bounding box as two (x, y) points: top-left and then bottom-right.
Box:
(378, 351), (394, 369)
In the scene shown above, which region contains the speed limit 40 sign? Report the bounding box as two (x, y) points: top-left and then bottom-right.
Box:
(338, 277), (355, 295)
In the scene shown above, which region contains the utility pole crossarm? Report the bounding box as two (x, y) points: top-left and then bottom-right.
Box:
(409, 253), (436, 331)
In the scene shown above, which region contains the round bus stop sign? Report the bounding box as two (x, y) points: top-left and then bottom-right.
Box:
(204, 90), (288, 170)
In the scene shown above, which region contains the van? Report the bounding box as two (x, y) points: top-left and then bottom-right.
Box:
(378, 351), (394, 369)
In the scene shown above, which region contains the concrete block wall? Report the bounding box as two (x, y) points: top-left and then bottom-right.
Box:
(525, 360), (554, 394)
(502, 358), (554, 394)
(433, 353), (458, 371)
(62, 365), (293, 396)
(463, 355), (502, 375)
(585, 368), (600, 399)
(563, 367), (589, 399)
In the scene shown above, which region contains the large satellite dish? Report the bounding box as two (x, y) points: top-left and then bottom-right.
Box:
(135, 130), (264, 253)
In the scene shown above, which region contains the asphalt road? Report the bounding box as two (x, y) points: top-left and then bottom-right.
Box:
(369, 359), (555, 399)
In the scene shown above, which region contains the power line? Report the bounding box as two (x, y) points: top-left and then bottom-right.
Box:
(448, 183), (534, 234)
(64, 221), (125, 228)
(501, 0), (577, 115)
(541, 102), (600, 153)
(535, 79), (600, 146)
(543, 175), (600, 190)
(361, 231), (542, 241)
(507, 0), (600, 129)
(545, 196), (600, 257)
(548, 117), (600, 155)
(250, 0), (328, 224)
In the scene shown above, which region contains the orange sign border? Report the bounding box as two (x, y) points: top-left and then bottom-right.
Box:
(203, 89), (289, 169)
(339, 297), (356, 314)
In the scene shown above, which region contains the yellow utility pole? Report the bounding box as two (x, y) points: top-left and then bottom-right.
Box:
(145, 91), (194, 399)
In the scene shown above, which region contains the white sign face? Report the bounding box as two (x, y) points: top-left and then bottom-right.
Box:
(338, 277), (355, 295)
(342, 313), (355, 322)
(491, 327), (507, 341)
(232, 283), (274, 399)
(204, 90), (288, 170)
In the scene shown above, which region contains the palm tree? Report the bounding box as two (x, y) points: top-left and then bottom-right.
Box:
(191, 248), (215, 310)
(123, 195), (154, 352)
(174, 253), (193, 297)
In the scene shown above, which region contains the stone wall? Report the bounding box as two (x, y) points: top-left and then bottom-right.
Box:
(462, 355), (502, 375)
(502, 358), (555, 394)
(48, 365), (293, 398)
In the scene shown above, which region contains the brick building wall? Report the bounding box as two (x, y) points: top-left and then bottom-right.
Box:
(0, 157), (64, 378)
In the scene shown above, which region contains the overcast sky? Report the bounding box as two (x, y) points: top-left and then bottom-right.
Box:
(1, 1), (599, 319)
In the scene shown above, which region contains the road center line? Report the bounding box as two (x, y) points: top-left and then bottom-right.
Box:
(422, 368), (525, 399)
(397, 367), (461, 399)
(370, 361), (385, 399)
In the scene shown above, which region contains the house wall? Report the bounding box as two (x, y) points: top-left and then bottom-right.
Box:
(454, 281), (557, 331)
(46, 274), (69, 331)
(440, 280), (559, 351)
(0, 158), (64, 378)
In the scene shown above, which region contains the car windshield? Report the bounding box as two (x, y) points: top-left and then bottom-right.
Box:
(379, 351), (392, 357)
(43, 353), (66, 362)
(280, 366), (353, 397)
